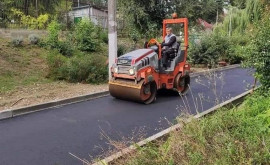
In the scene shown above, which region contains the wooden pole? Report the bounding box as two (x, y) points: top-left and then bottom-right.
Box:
(108, 0), (117, 79)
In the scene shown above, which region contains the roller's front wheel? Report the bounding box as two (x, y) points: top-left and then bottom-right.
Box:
(141, 81), (157, 104)
(174, 73), (190, 95)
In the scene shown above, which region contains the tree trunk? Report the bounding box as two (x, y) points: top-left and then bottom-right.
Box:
(24, 0), (29, 15)
(36, 0), (38, 17)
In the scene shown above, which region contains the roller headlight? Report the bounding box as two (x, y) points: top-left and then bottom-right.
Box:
(114, 67), (118, 73)
(129, 68), (135, 75)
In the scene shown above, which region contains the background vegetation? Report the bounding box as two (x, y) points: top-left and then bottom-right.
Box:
(1, 0), (270, 89)
(1, 1), (270, 163)
(42, 19), (108, 83)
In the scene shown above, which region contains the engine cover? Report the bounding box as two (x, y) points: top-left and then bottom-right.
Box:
(117, 49), (155, 65)
(115, 49), (158, 73)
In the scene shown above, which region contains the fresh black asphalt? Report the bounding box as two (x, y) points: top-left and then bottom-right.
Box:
(0, 67), (255, 165)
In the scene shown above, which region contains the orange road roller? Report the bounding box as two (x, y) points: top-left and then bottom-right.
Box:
(109, 17), (191, 104)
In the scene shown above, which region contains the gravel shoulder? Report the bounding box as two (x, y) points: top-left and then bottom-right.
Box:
(0, 82), (108, 111)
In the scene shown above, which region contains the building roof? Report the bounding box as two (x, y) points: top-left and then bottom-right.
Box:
(72, 5), (108, 12)
(72, 3), (108, 11)
(72, 5), (90, 10)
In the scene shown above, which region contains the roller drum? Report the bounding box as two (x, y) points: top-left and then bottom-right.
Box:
(109, 79), (156, 104)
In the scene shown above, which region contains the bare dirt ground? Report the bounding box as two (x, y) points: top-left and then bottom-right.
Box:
(0, 82), (108, 111)
(190, 67), (208, 73)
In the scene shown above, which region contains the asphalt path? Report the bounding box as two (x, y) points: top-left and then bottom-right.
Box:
(0, 67), (255, 165)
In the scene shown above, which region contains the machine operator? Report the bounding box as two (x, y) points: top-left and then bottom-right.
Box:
(161, 27), (178, 69)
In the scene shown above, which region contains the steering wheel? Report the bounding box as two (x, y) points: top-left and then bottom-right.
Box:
(146, 39), (162, 59)
(146, 39), (161, 48)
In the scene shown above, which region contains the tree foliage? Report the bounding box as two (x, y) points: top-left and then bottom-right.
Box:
(215, 0), (262, 36)
(245, 16), (270, 89)
(174, 0), (224, 25)
(74, 18), (100, 52)
(189, 0), (265, 67)
(1, 0), (61, 16)
(189, 32), (245, 66)
(0, 0), (73, 28)
(11, 8), (49, 29)
(118, 0), (225, 39)
(118, 0), (172, 39)
(229, 0), (247, 9)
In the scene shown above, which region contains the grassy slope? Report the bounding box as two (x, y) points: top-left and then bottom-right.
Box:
(0, 37), (51, 94)
(0, 36), (133, 94)
(116, 93), (270, 165)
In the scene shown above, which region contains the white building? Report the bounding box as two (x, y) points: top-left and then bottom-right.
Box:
(69, 5), (108, 29)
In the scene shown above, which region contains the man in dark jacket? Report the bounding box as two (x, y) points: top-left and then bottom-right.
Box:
(161, 27), (177, 68)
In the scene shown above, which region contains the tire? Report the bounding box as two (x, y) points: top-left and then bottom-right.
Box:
(142, 81), (157, 104)
(174, 73), (190, 95)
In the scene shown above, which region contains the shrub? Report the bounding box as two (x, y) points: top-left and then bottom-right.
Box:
(28, 34), (40, 45)
(245, 18), (270, 89)
(57, 41), (74, 57)
(74, 19), (100, 52)
(65, 54), (108, 83)
(47, 52), (108, 84)
(46, 20), (61, 48)
(11, 36), (24, 47)
(117, 44), (128, 57)
(36, 14), (50, 29)
(189, 33), (230, 66)
(37, 38), (47, 48)
(226, 34), (248, 64)
(43, 20), (106, 57)
(189, 32), (246, 66)
(100, 29), (108, 44)
(47, 50), (68, 80)
(43, 21), (74, 56)
(11, 9), (49, 29)
(129, 28), (141, 48)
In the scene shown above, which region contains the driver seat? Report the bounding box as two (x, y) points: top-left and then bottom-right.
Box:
(168, 41), (180, 60)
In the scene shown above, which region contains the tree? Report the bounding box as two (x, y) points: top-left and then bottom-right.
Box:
(174, 0), (224, 25)
(3, 0), (62, 16)
(229, 0), (247, 9)
(244, 1), (270, 89)
(118, 0), (173, 38)
(118, 0), (225, 39)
